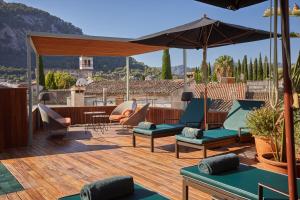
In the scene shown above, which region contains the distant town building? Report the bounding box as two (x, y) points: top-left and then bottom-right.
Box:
(79, 56), (93, 79)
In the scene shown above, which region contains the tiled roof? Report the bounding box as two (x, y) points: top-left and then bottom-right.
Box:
(85, 80), (190, 96)
(193, 83), (247, 100)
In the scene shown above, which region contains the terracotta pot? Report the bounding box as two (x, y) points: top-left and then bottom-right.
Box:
(258, 152), (300, 178)
(254, 136), (275, 158)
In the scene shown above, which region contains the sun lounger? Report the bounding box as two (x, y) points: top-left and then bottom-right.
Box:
(132, 98), (210, 152)
(180, 163), (300, 200)
(58, 183), (168, 200)
(175, 100), (264, 158)
(38, 103), (71, 134)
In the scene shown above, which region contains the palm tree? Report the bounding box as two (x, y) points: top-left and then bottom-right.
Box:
(213, 55), (234, 82)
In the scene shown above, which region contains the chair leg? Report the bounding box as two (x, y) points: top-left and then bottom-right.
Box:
(132, 134), (136, 147)
(175, 140), (179, 158)
(183, 179), (189, 200)
(203, 146), (207, 158)
(150, 136), (154, 152)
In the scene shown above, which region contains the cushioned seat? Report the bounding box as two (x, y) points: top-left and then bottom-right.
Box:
(181, 164), (300, 200)
(176, 128), (249, 145)
(133, 124), (185, 135)
(57, 117), (71, 126)
(175, 100), (264, 158)
(58, 184), (168, 200)
(132, 98), (210, 152)
(110, 114), (126, 121)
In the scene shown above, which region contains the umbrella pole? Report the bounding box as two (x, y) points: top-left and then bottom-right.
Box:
(202, 45), (208, 130)
(280, 0), (298, 199)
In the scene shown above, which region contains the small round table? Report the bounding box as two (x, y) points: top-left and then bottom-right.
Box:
(84, 111), (106, 133)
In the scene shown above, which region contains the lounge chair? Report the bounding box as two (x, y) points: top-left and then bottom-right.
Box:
(181, 163), (300, 200)
(58, 183), (168, 200)
(175, 100), (264, 158)
(109, 101), (134, 123)
(133, 98), (210, 152)
(38, 103), (71, 134)
(120, 103), (150, 127)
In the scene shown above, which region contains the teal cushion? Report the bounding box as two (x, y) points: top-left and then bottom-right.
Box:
(181, 164), (300, 200)
(176, 128), (249, 145)
(133, 124), (185, 135)
(179, 98), (211, 127)
(59, 184), (169, 200)
(223, 100), (264, 131)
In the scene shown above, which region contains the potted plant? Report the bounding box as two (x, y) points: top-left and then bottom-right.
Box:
(246, 106), (279, 158)
(247, 106), (300, 176)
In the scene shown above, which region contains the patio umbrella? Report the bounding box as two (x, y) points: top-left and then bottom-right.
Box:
(195, 0), (298, 199)
(132, 15), (274, 128)
(194, 0), (268, 10)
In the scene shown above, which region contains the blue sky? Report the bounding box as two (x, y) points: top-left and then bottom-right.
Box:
(7, 0), (300, 67)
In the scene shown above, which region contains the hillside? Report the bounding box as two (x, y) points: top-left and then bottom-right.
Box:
(0, 0), (148, 71)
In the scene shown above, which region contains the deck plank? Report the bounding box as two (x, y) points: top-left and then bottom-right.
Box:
(0, 125), (259, 200)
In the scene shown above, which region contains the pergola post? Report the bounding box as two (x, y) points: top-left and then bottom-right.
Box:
(183, 49), (187, 92)
(280, 0), (298, 199)
(126, 57), (130, 101)
(26, 36), (33, 145)
(35, 54), (39, 100)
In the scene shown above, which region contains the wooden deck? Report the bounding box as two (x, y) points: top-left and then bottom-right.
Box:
(0, 125), (260, 200)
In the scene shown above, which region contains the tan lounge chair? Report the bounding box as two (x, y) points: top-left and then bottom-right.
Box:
(120, 103), (150, 127)
(109, 101), (134, 123)
(38, 103), (71, 134)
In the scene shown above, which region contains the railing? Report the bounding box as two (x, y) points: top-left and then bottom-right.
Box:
(32, 106), (228, 133)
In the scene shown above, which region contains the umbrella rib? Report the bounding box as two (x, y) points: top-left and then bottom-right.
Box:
(166, 31), (188, 46)
(205, 24), (214, 46)
(212, 26), (234, 44)
(210, 30), (254, 47)
(168, 34), (201, 48)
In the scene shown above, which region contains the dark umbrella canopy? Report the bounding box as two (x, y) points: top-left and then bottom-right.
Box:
(132, 16), (273, 49)
(194, 0), (268, 10)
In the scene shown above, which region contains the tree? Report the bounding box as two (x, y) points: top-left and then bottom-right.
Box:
(258, 53), (264, 80)
(45, 71), (57, 89)
(263, 55), (269, 79)
(38, 56), (45, 87)
(194, 67), (202, 84)
(54, 71), (76, 89)
(242, 55), (248, 81)
(208, 62), (212, 81)
(243, 55), (249, 82)
(161, 49), (172, 79)
(249, 58), (254, 81)
(237, 59), (242, 81)
(213, 55), (234, 81)
(253, 58), (258, 81)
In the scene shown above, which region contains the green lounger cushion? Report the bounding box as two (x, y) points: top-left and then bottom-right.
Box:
(176, 128), (249, 145)
(181, 164), (300, 200)
(179, 98), (211, 127)
(133, 124), (185, 135)
(58, 184), (169, 200)
(223, 100), (264, 131)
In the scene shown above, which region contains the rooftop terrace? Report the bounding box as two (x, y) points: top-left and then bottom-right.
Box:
(0, 124), (264, 200)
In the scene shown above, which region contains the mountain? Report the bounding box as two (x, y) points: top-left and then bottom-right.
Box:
(172, 65), (193, 76)
(0, 0), (148, 71)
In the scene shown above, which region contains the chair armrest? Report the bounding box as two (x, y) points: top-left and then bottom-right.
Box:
(238, 127), (249, 137)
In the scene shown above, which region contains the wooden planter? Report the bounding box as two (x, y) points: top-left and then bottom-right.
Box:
(254, 136), (275, 158)
(258, 152), (300, 178)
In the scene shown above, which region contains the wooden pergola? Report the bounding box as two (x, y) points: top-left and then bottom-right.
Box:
(27, 32), (165, 144)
